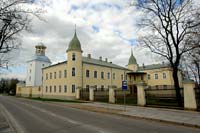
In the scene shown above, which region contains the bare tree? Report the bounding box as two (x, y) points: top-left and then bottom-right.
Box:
(0, 0), (43, 70)
(132, 0), (200, 106)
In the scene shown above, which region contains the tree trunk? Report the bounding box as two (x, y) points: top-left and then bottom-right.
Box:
(172, 66), (183, 107)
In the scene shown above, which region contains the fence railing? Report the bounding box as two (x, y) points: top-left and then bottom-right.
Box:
(115, 89), (137, 105)
(145, 88), (184, 108)
(94, 89), (109, 103)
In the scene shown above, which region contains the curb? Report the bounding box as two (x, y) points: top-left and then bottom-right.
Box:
(66, 104), (200, 129)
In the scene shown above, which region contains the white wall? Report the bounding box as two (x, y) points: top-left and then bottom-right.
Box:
(26, 61), (50, 87)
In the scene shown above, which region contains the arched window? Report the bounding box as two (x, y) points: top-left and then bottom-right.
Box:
(72, 67), (75, 76)
(86, 70), (90, 78)
(72, 53), (76, 61)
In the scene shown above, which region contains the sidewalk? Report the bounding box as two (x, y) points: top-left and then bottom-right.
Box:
(66, 102), (200, 128)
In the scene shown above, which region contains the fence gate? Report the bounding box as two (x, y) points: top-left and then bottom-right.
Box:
(115, 89), (137, 105)
(80, 88), (89, 100)
(145, 88), (184, 108)
(94, 89), (109, 102)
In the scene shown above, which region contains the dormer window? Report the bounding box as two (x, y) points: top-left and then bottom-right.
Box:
(72, 53), (76, 61)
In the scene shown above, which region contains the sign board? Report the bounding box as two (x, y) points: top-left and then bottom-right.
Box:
(122, 80), (128, 90)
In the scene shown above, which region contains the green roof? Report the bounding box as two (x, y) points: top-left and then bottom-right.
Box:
(128, 50), (137, 65)
(82, 57), (129, 70)
(43, 57), (129, 70)
(66, 31), (82, 52)
(138, 63), (171, 71)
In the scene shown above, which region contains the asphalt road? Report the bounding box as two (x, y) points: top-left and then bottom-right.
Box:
(0, 96), (199, 133)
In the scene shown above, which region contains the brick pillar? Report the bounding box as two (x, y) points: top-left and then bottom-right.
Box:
(89, 87), (94, 101)
(183, 81), (197, 110)
(137, 82), (146, 106)
(109, 87), (115, 103)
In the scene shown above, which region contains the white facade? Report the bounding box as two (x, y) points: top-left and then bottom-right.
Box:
(26, 60), (51, 86)
(25, 43), (51, 87)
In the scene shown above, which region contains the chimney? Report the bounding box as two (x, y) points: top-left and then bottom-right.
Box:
(87, 54), (91, 59)
(105, 58), (108, 62)
(143, 63), (145, 68)
(99, 56), (102, 61)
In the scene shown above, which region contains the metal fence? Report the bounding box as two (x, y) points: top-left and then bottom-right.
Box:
(115, 89), (137, 105)
(80, 89), (89, 100)
(94, 89), (109, 103)
(145, 87), (184, 108)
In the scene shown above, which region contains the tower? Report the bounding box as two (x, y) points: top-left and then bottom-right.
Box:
(127, 49), (138, 71)
(66, 29), (83, 91)
(26, 43), (51, 87)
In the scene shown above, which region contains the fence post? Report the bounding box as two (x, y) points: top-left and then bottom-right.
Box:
(76, 87), (81, 99)
(109, 87), (115, 103)
(183, 81), (197, 110)
(89, 87), (94, 101)
(137, 82), (146, 106)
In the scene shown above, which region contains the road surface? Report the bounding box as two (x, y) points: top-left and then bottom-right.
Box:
(0, 95), (199, 133)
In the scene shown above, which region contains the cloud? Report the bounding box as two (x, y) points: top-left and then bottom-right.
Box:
(0, 0), (160, 79)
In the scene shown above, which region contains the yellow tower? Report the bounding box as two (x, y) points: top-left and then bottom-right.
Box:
(66, 29), (83, 92)
(127, 49), (138, 71)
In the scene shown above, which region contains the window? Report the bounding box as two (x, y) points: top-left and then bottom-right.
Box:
(121, 74), (123, 80)
(86, 85), (89, 92)
(101, 85), (104, 91)
(134, 76), (136, 81)
(163, 73), (166, 79)
(29, 76), (31, 81)
(101, 72), (104, 79)
(54, 86), (56, 92)
(59, 85), (62, 93)
(30, 63), (32, 66)
(72, 84), (75, 93)
(64, 85), (67, 93)
(64, 70), (67, 78)
(72, 53), (76, 61)
(29, 69), (31, 73)
(113, 73), (115, 80)
(72, 67), (75, 76)
(94, 71), (97, 78)
(86, 70), (90, 78)
(50, 73), (52, 79)
(155, 74), (158, 79)
(141, 75), (144, 80)
(59, 71), (62, 78)
(50, 86), (52, 93)
(54, 72), (56, 79)
(147, 74), (151, 80)
(163, 85), (167, 89)
(107, 72), (110, 79)
(46, 86), (48, 92)
(43, 64), (45, 67)
(46, 73), (48, 80)
(94, 85), (97, 90)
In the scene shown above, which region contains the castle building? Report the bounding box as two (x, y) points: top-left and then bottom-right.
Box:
(126, 51), (183, 94)
(16, 30), (183, 100)
(26, 43), (51, 87)
(42, 31), (130, 99)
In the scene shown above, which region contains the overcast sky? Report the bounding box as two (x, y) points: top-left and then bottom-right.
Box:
(1, 0), (199, 80)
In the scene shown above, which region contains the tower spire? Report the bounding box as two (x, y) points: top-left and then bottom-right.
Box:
(131, 48), (133, 56)
(75, 24), (76, 34)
